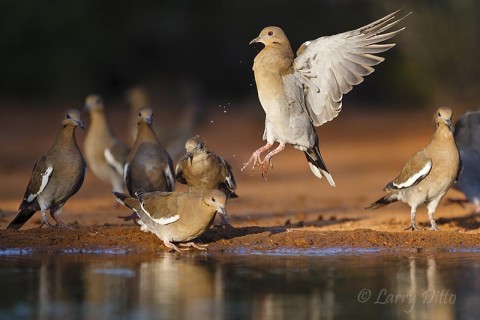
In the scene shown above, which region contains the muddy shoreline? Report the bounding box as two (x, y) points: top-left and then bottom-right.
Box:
(1, 107), (480, 255)
(1, 225), (480, 255)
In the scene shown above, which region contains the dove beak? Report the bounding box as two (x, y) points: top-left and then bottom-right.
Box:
(249, 36), (260, 45)
(217, 206), (228, 223)
(445, 119), (453, 131)
(76, 120), (85, 130)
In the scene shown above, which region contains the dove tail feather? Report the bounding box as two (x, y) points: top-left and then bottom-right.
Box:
(6, 208), (37, 230)
(113, 192), (142, 212)
(365, 194), (398, 210)
(304, 147), (335, 187)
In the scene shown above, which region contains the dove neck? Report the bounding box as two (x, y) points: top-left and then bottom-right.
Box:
(88, 108), (114, 137)
(51, 124), (80, 153)
(135, 122), (159, 145)
(430, 123), (455, 148)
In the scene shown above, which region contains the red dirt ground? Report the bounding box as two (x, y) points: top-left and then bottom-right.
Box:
(1, 102), (479, 253)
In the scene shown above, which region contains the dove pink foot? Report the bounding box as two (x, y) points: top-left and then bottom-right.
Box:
(261, 144), (285, 177)
(241, 143), (272, 172)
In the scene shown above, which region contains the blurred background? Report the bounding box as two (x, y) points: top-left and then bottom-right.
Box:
(0, 0), (479, 106)
(1, 0), (480, 201)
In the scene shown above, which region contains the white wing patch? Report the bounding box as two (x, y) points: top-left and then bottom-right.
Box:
(393, 161), (432, 189)
(123, 163), (130, 185)
(225, 174), (235, 190)
(165, 165), (175, 191)
(104, 148), (124, 175)
(25, 166), (53, 202)
(139, 201), (179, 225)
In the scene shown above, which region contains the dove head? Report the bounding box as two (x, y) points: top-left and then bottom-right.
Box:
(62, 109), (84, 129)
(202, 189), (227, 218)
(250, 26), (290, 47)
(84, 94), (104, 112)
(127, 87), (150, 111)
(185, 135), (206, 153)
(435, 107), (453, 131)
(138, 107), (153, 125)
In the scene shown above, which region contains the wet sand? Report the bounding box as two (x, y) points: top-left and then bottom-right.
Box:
(1, 103), (479, 253)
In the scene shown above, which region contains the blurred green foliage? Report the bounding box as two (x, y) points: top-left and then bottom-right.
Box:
(0, 0), (478, 106)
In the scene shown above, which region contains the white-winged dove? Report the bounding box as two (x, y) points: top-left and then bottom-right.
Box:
(7, 109), (86, 229)
(83, 94), (130, 193)
(125, 85), (201, 162)
(121, 108), (175, 223)
(366, 107), (461, 231)
(175, 136), (237, 225)
(452, 110), (480, 212)
(242, 10), (409, 184)
(125, 107), (175, 195)
(113, 189), (227, 252)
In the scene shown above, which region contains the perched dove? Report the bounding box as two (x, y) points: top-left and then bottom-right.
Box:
(366, 107), (461, 231)
(83, 94), (130, 193)
(113, 190), (227, 252)
(175, 136), (237, 225)
(243, 10), (409, 184)
(7, 109), (86, 229)
(452, 110), (480, 212)
(122, 108), (175, 223)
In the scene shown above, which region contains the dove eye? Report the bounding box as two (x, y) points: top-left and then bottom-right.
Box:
(211, 197), (216, 202)
(268, 31), (273, 36)
(66, 114), (71, 119)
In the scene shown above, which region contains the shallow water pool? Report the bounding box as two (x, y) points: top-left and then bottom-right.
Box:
(0, 248), (479, 319)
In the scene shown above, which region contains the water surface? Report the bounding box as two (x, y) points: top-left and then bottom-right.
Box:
(0, 248), (479, 319)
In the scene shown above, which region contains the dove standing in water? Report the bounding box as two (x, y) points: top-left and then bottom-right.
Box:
(243, 10), (409, 184)
(114, 190), (227, 252)
(366, 108), (461, 231)
(83, 94), (130, 193)
(7, 109), (86, 229)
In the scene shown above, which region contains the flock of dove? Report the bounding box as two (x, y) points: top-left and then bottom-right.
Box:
(5, 9), (480, 252)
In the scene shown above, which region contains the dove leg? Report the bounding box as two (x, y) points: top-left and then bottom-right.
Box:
(426, 198), (441, 231)
(241, 143), (272, 171)
(40, 210), (55, 228)
(261, 144), (285, 176)
(50, 207), (73, 229)
(404, 206), (419, 231)
(179, 242), (208, 251)
(164, 241), (183, 253)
